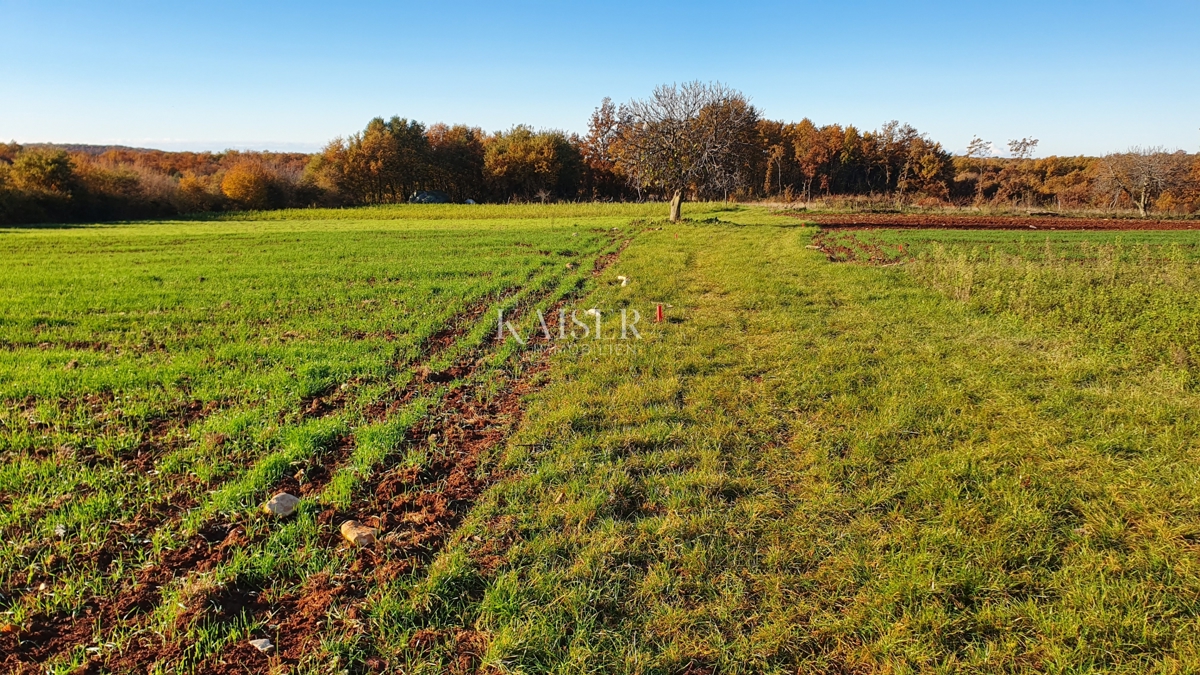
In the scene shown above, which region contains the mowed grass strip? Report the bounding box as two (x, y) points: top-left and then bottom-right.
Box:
(370, 213), (1200, 673)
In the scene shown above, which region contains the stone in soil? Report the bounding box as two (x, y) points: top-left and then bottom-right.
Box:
(248, 637), (274, 653)
(262, 492), (301, 518)
(340, 520), (376, 546)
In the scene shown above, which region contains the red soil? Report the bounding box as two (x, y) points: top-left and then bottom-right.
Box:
(805, 213), (1200, 230)
(3, 232), (631, 674)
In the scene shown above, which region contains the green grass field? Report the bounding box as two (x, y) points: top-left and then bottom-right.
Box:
(3, 205), (1199, 674)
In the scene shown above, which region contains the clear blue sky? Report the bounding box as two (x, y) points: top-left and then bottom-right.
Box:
(2, 0), (1198, 156)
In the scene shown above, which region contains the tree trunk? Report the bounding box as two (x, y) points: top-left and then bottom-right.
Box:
(669, 190), (683, 222)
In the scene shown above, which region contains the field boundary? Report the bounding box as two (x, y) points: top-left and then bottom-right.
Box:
(806, 213), (1200, 230)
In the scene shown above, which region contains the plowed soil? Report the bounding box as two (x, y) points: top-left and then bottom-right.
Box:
(1, 232), (633, 675)
(805, 213), (1200, 230)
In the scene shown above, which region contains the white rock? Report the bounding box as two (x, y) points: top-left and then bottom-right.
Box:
(249, 637), (274, 653)
(584, 308), (600, 317)
(617, 275), (628, 287)
(262, 492), (301, 518)
(340, 520), (377, 546)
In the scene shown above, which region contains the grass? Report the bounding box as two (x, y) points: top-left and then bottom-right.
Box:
(186, 202), (744, 223)
(0, 209), (637, 672)
(365, 217), (1200, 673)
(3, 206), (1200, 673)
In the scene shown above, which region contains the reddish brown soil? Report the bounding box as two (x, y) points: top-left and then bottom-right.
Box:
(211, 282), (575, 673)
(0, 295), (506, 671)
(805, 213), (1200, 230)
(4, 234), (630, 673)
(200, 241), (630, 673)
(0, 522), (245, 674)
(592, 238), (632, 276)
(810, 230), (907, 265)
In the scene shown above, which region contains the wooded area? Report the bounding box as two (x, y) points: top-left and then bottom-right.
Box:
(3, 83), (1198, 224)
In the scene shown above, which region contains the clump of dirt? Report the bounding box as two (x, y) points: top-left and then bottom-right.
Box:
(181, 574), (344, 674)
(1, 523), (249, 673)
(396, 628), (490, 675)
(810, 230), (907, 264)
(271, 435), (356, 497)
(593, 239), (632, 276)
(806, 213), (1200, 230)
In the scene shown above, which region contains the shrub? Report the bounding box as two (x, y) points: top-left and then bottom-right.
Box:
(221, 161), (274, 209)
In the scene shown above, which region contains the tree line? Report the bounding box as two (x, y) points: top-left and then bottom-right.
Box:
(2, 82), (1198, 224)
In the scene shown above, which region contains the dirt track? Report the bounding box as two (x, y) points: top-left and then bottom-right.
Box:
(804, 213), (1200, 230)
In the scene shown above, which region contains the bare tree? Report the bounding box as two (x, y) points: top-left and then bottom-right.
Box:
(1096, 147), (1191, 217)
(1007, 137), (1039, 159)
(965, 136), (993, 203)
(614, 82), (759, 222)
(764, 143), (785, 197)
(966, 136), (992, 160)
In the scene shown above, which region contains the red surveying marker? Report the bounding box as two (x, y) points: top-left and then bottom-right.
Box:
(656, 304), (664, 323)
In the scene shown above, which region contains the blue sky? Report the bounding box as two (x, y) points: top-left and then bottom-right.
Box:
(2, 0), (1197, 156)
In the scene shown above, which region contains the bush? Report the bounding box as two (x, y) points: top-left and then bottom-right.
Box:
(221, 161), (274, 209)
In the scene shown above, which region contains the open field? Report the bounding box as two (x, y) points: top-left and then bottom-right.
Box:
(3, 205), (1200, 673)
(0, 207), (635, 672)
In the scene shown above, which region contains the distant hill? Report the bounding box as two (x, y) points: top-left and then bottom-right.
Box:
(23, 143), (157, 155)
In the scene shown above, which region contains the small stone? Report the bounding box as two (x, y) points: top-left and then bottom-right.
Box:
(616, 275), (629, 287)
(340, 520), (376, 546)
(64, 360), (79, 370)
(262, 493), (301, 518)
(248, 637), (273, 653)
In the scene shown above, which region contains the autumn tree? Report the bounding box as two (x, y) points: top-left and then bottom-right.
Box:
(962, 136), (996, 203)
(426, 123), (486, 202)
(221, 160), (274, 209)
(308, 117), (430, 204)
(0, 142), (21, 165)
(1096, 147), (1193, 216)
(10, 150), (76, 195)
(864, 122), (916, 193)
(764, 141), (786, 197)
(483, 126), (581, 201)
(896, 135), (952, 201)
(1188, 156), (1200, 211)
(614, 82), (759, 221)
(994, 138), (1040, 206)
(580, 98), (627, 200)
